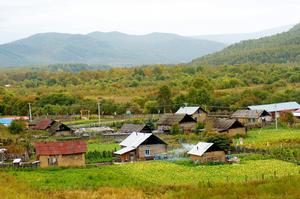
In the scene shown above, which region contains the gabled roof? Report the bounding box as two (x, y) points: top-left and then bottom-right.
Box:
(175, 106), (207, 115)
(120, 124), (149, 134)
(119, 132), (152, 148)
(293, 109), (300, 117)
(248, 102), (300, 112)
(35, 140), (87, 156)
(33, 119), (54, 130)
(157, 114), (196, 126)
(232, 109), (270, 119)
(213, 118), (244, 132)
(48, 121), (71, 134)
(115, 132), (167, 155)
(188, 142), (214, 157)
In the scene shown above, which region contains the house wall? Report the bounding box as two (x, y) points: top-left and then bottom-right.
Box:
(192, 112), (207, 123)
(137, 144), (167, 160)
(227, 127), (246, 137)
(118, 150), (137, 162)
(38, 153), (85, 168)
(190, 151), (226, 163)
(179, 122), (196, 133)
(53, 131), (73, 136)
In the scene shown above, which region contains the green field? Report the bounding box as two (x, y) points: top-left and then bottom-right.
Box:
(87, 143), (120, 152)
(238, 127), (300, 149)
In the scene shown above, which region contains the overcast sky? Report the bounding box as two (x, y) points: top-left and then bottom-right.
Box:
(1, 0), (300, 44)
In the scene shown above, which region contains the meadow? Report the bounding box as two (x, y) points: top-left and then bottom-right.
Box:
(1, 159), (300, 198)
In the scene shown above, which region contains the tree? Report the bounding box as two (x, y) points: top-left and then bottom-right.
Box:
(144, 100), (159, 114)
(204, 135), (231, 151)
(157, 85), (172, 113)
(171, 124), (181, 134)
(9, 120), (26, 134)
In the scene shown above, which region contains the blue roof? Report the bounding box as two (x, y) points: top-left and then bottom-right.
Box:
(248, 102), (300, 112)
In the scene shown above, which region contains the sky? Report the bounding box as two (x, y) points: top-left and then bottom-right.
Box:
(0, 0), (300, 44)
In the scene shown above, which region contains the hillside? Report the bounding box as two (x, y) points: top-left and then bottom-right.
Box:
(0, 32), (226, 67)
(192, 23), (300, 66)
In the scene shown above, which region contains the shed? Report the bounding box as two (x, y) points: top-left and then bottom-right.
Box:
(114, 132), (167, 162)
(32, 119), (73, 136)
(188, 142), (225, 163)
(119, 124), (152, 134)
(231, 109), (272, 127)
(175, 106), (207, 122)
(156, 114), (197, 133)
(213, 118), (246, 136)
(35, 140), (87, 168)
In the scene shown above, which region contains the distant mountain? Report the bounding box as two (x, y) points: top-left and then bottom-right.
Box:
(192, 23), (300, 66)
(192, 24), (293, 44)
(0, 32), (226, 67)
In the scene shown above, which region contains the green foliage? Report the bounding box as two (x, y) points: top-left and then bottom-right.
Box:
(204, 135), (231, 151)
(8, 120), (26, 134)
(170, 124), (181, 134)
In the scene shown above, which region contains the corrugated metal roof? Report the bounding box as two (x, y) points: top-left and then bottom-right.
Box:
(232, 109), (270, 119)
(120, 124), (147, 134)
(213, 118), (244, 131)
(248, 102), (300, 112)
(114, 146), (135, 155)
(35, 140), (87, 156)
(33, 119), (54, 130)
(187, 142), (214, 156)
(119, 132), (152, 148)
(157, 114), (196, 126)
(176, 106), (205, 115)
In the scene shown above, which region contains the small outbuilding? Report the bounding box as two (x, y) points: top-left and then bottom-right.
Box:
(188, 142), (225, 163)
(32, 119), (73, 136)
(213, 118), (246, 136)
(231, 109), (272, 127)
(114, 132), (167, 162)
(35, 140), (87, 168)
(175, 106), (207, 122)
(156, 114), (197, 133)
(119, 124), (152, 134)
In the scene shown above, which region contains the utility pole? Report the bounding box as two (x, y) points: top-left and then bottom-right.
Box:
(97, 101), (101, 127)
(28, 103), (32, 122)
(275, 104), (278, 130)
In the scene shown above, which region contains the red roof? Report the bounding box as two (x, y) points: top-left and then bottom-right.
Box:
(35, 140), (87, 156)
(33, 119), (53, 130)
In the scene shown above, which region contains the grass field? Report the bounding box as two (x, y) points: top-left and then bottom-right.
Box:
(238, 127), (300, 149)
(87, 143), (120, 152)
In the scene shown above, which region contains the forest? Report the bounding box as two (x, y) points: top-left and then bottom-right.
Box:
(0, 63), (299, 116)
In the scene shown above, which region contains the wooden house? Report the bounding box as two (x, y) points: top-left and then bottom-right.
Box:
(188, 142), (225, 163)
(213, 118), (246, 136)
(156, 114), (197, 133)
(248, 101), (300, 119)
(35, 140), (87, 168)
(231, 109), (272, 127)
(175, 106), (207, 122)
(119, 124), (152, 134)
(32, 119), (73, 136)
(114, 132), (167, 162)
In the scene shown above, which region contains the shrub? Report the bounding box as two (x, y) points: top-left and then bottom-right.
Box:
(8, 120), (26, 134)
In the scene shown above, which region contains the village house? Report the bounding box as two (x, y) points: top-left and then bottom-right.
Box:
(35, 140), (87, 168)
(114, 132), (167, 162)
(119, 124), (152, 134)
(231, 109), (272, 127)
(213, 118), (246, 136)
(32, 119), (73, 136)
(156, 114), (197, 133)
(175, 106), (207, 122)
(188, 142), (226, 163)
(248, 101), (300, 119)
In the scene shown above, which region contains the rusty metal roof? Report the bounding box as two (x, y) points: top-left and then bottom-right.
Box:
(33, 119), (54, 130)
(35, 140), (87, 156)
(232, 109), (270, 119)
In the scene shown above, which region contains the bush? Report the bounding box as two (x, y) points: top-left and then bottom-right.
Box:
(8, 120), (26, 134)
(171, 124), (181, 134)
(204, 135), (231, 151)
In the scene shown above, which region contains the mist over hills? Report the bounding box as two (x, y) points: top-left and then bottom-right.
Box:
(0, 32), (226, 67)
(192, 23), (300, 66)
(192, 24), (293, 44)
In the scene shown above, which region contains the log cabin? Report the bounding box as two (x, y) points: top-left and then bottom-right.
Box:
(188, 142), (225, 163)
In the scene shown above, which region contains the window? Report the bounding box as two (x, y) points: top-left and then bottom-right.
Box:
(48, 156), (58, 166)
(145, 149), (151, 156)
